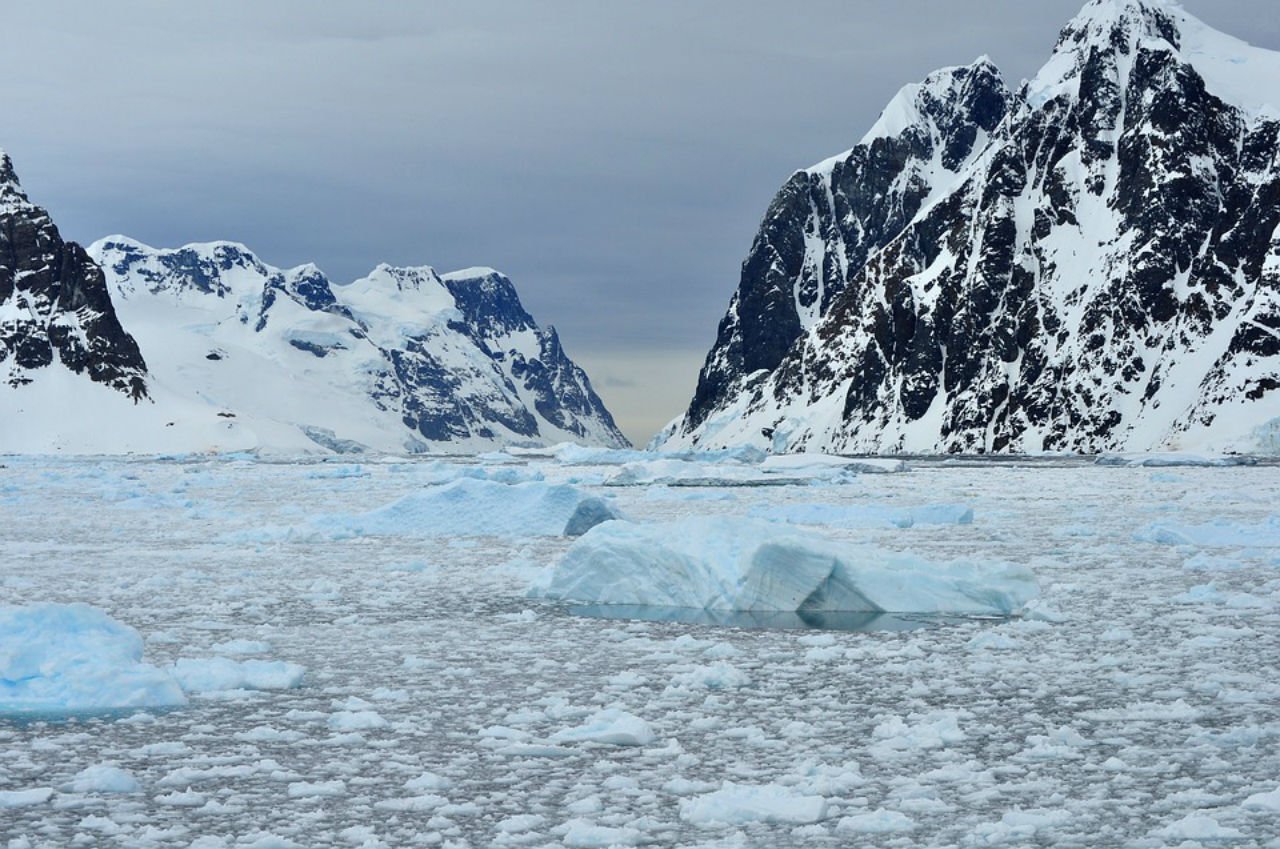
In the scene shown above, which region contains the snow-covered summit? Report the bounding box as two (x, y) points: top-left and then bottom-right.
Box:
(442, 266), (504, 282)
(1034, 0), (1280, 117)
(849, 57), (1006, 152)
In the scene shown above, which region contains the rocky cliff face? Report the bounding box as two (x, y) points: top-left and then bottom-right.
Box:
(0, 152), (148, 401)
(664, 0), (1280, 454)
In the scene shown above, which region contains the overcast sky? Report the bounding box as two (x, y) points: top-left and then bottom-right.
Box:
(4, 0), (1277, 444)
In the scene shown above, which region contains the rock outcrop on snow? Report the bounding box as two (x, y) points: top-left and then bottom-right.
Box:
(0, 151), (148, 402)
(663, 0), (1280, 455)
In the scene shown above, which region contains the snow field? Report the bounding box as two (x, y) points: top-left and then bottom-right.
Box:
(0, 454), (1277, 847)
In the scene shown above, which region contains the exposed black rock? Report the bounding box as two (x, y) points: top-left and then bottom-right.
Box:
(0, 152), (149, 400)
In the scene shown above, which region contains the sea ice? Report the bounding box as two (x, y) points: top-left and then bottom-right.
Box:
(60, 765), (141, 794)
(755, 502), (974, 529)
(547, 441), (766, 467)
(170, 658), (306, 693)
(559, 819), (643, 848)
(1242, 786), (1280, 811)
(0, 603), (187, 714)
(1154, 813), (1244, 841)
(533, 517), (1037, 614)
(0, 788), (54, 808)
(836, 808), (917, 833)
(679, 781), (828, 825)
(549, 708), (656, 746)
(1139, 517), (1280, 548)
(1096, 452), (1256, 467)
(760, 453), (908, 475)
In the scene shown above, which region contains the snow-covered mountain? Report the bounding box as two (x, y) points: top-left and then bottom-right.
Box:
(1, 148), (625, 453)
(81, 238), (627, 453)
(661, 0), (1280, 455)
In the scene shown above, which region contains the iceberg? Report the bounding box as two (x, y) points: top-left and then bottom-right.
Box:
(319, 478), (620, 538)
(532, 518), (1037, 615)
(0, 603), (187, 715)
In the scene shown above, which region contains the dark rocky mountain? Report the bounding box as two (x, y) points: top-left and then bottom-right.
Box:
(661, 0), (1280, 455)
(0, 151), (148, 401)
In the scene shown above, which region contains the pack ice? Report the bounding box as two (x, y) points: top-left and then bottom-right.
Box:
(532, 517), (1038, 614)
(0, 604), (186, 714)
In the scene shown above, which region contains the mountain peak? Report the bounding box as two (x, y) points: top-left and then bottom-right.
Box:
(853, 58), (1007, 149)
(0, 149), (16, 184)
(0, 150), (34, 216)
(442, 266), (506, 282)
(1030, 0), (1280, 117)
(1056, 0), (1183, 52)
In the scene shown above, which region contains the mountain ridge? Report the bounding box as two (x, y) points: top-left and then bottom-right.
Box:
(86, 236), (629, 453)
(1, 148), (626, 454)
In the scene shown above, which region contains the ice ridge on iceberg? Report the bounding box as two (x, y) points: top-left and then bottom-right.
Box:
(531, 517), (1038, 614)
(0, 603), (187, 715)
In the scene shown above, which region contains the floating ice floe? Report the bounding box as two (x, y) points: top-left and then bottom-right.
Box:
(549, 708), (656, 746)
(679, 781), (828, 825)
(336, 478), (620, 538)
(1138, 517), (1280, 548)
(0, 603), (187, 715)
(600, 452), (905, 487)
(836, 808), (917, 833)
(559, 819), (644, 848)
(0, 788), (54, 808)
(753, 502), (973, 529)
(1243, 786), (1280, 811)
(59, 765), (142, 794)
(1096, 452), (1257, 467)
(532, 517), (1038, 615)
(170, 658), (306, 693)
